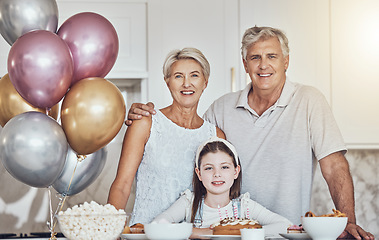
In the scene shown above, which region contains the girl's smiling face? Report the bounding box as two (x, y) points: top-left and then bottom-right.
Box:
(195, 151), (240, 197)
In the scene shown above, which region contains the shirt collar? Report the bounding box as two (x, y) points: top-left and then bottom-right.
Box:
(235, 80), (297, 109)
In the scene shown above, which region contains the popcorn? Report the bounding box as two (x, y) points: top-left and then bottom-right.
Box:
(57, 201), (127, 240)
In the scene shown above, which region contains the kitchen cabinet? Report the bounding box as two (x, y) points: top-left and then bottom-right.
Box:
(146, 0), (241, 115)
(330, 0), (379, 148)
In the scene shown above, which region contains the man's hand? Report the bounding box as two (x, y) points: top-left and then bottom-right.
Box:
(320, 152), (375, 240)
(339, 222), (375, 240)
(125, 102), (156, 126)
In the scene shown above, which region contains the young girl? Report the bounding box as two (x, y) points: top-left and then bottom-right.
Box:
(153, 137), (292, 237)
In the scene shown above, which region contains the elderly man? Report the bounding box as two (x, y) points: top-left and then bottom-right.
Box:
(126, 26), (374, 240)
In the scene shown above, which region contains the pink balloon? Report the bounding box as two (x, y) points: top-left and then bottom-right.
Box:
(57, 12), (119, 86)
(7, 30), (73, 108)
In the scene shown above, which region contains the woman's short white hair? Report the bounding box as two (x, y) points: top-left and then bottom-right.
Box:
(241, 26), (289, 60)
(162, 47), (210, 82)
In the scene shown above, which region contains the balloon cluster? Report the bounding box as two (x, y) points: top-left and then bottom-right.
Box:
(0, 0), (126, 196)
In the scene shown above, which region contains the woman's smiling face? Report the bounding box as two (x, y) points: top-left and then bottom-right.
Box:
(196, 151), (240, 196)
(166, 59), (208, 108)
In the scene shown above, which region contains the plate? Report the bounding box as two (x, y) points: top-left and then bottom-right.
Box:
(121, 233), (148, 240)
(200, 235), (241, 240)
(200, 234), (274, 239)
(279, 233), (311, 239)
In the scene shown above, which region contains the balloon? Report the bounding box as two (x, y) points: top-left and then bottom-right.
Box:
(0, 112), (68, 188)
(57, 12), (119, 85)
(7, 30), (73, 109)
(0, 0), (58, 45)
(53, 146), (107, 196)
(61, 77), (126, 155)
(0, 74), (59, 127)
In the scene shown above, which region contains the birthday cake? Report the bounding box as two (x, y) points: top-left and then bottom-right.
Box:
(212, 217), (262, 235)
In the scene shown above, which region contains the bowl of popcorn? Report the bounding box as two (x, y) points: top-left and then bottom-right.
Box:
(57, 201), (127, 240)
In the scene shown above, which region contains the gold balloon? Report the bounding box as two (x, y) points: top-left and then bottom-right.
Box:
(61, 77), (126, 155)
(0, 73), (59, 127)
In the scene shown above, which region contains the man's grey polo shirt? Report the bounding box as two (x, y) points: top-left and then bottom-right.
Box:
(203, 80), (346, 224)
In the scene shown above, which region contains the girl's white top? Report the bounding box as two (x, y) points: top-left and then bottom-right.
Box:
(153, 190), (293, 237)
(130, 110), (217, 225)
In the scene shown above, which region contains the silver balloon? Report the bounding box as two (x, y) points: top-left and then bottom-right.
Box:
(0, 111), (68, 188)
(0, 0), (58, 45)
(53, 146), (107, 196)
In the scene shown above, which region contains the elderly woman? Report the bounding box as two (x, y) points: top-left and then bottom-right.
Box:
(107, 47), (225, 225)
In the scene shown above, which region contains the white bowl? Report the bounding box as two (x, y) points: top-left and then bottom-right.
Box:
(240, 228), (265, 240)
(144, 222), (192, 240)
(301, 217), (347, 240)
(57, 213), (127, 240)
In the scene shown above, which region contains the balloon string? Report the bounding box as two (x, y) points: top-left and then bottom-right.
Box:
(49, 194), (67, 240)
(47, 186), (58, 240)
(48, 155), (86, 240)
(65, 156), (81, 193)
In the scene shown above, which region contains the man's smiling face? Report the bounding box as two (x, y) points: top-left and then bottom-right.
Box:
(243, 36), (289, 94)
